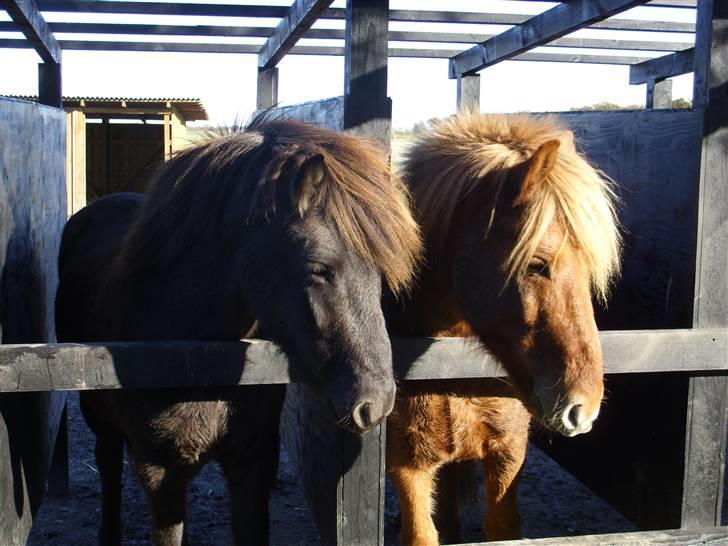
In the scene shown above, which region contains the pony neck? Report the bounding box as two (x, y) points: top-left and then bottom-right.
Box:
(387, 243), (472, 337)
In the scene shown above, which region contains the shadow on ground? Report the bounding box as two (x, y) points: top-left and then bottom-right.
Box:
(29, 392), (640, 545)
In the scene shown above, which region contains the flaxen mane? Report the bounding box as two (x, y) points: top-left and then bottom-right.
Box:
(120, 119), (421, 293)
(402, 113), (621, 302)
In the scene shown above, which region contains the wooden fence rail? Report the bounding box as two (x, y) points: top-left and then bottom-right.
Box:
(0, 329), (725, 393)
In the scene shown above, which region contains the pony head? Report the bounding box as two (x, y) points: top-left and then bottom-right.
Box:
(405, 113), (621, 436)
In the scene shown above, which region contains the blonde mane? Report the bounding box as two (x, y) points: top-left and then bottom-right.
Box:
(122, 120), (421, 294)
(402, 113), (621, 303)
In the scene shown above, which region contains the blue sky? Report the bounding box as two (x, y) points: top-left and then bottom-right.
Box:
(0, 1), (696, 129)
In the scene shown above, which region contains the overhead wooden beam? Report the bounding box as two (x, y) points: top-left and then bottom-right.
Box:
(34, 2), (697, 33)
(258, 0), (333, 70)
(0, 22), (694, 53)
(630, 47), (695, 84)
(450, 0), (646, 78)
(1, 0), (60, 63)
(0, 39), (652, 65)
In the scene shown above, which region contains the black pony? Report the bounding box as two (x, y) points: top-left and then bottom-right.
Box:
(56, 120), (421, 545)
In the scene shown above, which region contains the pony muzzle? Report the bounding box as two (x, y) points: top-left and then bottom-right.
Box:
(536, 395), (600, 437)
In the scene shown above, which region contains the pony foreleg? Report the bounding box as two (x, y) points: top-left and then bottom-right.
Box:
(482, 439), (527, 541)
(136, 462), (191, 546)
(93, 427), (124, 546)
(389, 464), (439, 546)
(219, 433), (280, 546)
(80, 394), (124, 546)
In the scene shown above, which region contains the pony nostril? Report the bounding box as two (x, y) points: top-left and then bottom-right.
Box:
(352, 402), (373, 431)
(566, 403), (584, 429)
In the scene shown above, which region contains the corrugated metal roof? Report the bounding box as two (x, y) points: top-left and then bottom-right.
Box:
(5, 95), (208, 121)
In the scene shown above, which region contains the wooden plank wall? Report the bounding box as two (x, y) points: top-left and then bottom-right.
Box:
(86, 121), (163, 200)
(535, 109), (704, 529)
(0, 97), (67, 545)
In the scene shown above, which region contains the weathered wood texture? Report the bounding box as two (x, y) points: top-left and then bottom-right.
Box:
(449, 0), (644, 77)
(342, 0), (390, 146)
(259, 96), (344, 132)
(0, 97), (67, 545)
(257, 0), (332, 70)
(533, 109), (706, 529)
(481, 526), (728, 545)
(86, 121), (163, 200)
(681, 0), (728, 528)
(1, 0), (60, 63)
(34, 2), (697, 33)
(281, 3), (390, 544)
(646, 78), (673, 109)
(0, 39), (654, 65)
(37, 61), (61, 108)
(0, 330), (725, 393)
(456, 74), (480, 112)
(0, 21), (694, 53)
(64, 110), (85, 216)
(256, 66), (278, 110)
(630, 47), (695, 85)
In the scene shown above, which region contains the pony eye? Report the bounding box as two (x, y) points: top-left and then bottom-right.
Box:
(527, 258), (550, 278)
(308, 262), (334, 283)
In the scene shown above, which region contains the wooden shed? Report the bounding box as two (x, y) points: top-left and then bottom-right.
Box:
(12, 96), (208, 215)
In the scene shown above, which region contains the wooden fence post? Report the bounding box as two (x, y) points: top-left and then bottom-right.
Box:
(257, 67), (279, 110)
(681, 0), (728, 528)
(457, 74), (480, 111)
(645, 78), (673, 109)
(38, 62), (61, 108)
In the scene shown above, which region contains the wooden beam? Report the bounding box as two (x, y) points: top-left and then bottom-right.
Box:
(450, 0), (646, 77)
(0, 40), (653, 64)
(37, 60), (61, 107)
(0, 329), (725, 393)
(456, 74), (480, 112)
(258, 0), (332, 70)
(630, 47), (695, 84)
(646, 78), (674, 108)
(2, 0), (60, 63)
(482, 526), (728, 545)
(35, 2), (697, 33)
(0, 22), (693, 54)
(681, 0), (728, 529)
(343, 0), (390, 145)
(256, 67), (278, 110)
(65, 110), (86, 215)
(260, 96), (344, 131)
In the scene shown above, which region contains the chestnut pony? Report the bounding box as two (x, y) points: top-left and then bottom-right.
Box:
(56, 120), (421, 545)
(386, 114), (621, 545)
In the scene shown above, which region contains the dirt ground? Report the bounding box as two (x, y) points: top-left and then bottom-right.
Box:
(28, 391), (644, 545)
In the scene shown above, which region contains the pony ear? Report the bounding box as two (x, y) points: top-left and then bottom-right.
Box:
(291, 153), (327, 215)
(513, 139), (560, 206)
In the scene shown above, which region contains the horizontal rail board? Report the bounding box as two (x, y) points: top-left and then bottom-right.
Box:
(480, 526), (728, 545)
(0, 329), (724, 393)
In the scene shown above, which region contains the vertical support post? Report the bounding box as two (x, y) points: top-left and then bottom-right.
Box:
(65, 110), (86, 216)
(646, 78), (673, 109)
(343, 0), (391, 147)
(340, 2), (389, 544)
(38, 62), (61, 108)
(47, 403), (69, 497)
(681, 0), (728, 529)
(163, 112), (172, 161)
(257, 67), (279, 110)
(456, 74), (480, 112)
